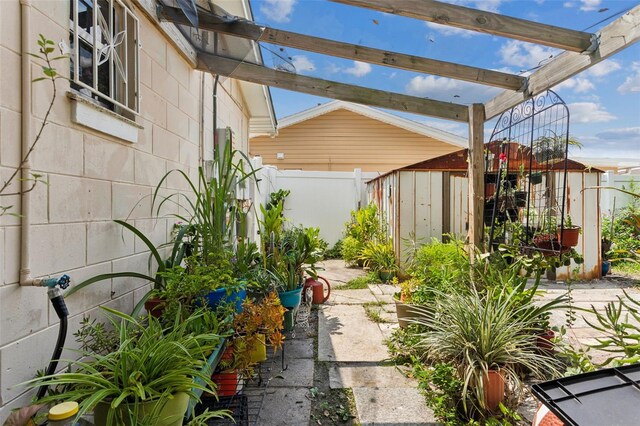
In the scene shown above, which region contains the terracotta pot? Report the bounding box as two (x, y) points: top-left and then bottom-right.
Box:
(483, 370), (505, 411)
(558, 226), (580, 248)
(144, 296), (166, 318)
(536, 329), (555, 352)
(394, 299), (427, 328)
(211, 370), (239, 397)
(303, 276), (331, 304)
(533, 234), (561, 255)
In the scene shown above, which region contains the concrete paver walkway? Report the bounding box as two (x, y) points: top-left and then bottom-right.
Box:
(259, 260), (639, 425)
(318, 260), (439, 425)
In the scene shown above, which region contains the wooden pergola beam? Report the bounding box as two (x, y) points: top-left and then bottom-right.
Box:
(197, 53), (469, 122)
(485, 5), (640, 120)
(158, 5), (525, 91)
(331, 0), (594, 52)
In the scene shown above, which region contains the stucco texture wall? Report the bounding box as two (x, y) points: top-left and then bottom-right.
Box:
(0, 1), (250, 419)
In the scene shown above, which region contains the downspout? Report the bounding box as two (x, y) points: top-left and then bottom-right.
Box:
(19, 0), (64, 287)
(199, 72), (205, 167)
(20, 0), (35, 286)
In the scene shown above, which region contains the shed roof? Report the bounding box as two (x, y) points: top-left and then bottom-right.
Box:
(369, 141), (603, 182)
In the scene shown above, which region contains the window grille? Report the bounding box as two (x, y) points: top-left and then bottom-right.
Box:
(70, 0), (139, 116)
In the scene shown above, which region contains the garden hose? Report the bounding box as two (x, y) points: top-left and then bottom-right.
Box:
(36, 277), (70, 400)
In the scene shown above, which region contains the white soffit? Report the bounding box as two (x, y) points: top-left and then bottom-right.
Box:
(210, 0), (277, 135)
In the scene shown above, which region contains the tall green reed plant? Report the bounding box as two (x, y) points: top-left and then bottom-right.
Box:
(152, 142), (258, 264)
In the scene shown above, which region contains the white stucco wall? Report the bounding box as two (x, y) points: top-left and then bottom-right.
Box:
(0, 1), (253, 419)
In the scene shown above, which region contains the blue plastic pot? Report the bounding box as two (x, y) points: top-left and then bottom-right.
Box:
(278, 287), (303, 309)
(204, 287), (247, 312)
(602, 261), (611, 277)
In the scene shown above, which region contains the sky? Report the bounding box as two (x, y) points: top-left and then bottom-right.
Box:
(246, 0), (640, 161)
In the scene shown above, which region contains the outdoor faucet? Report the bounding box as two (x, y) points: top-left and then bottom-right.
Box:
(34, 274), (71, 289)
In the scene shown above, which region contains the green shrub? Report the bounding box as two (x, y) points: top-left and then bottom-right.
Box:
(344, 203), (385, 242)
(407, 239), (468, 301)
(341, 236), (363, 266)
(361, 240), (397, 272)
(323, 239), (343, 259)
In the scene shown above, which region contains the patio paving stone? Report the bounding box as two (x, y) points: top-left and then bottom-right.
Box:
(352, 387), (438, 425)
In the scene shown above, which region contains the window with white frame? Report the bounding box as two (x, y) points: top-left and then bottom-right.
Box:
(70, 0), (139, 117)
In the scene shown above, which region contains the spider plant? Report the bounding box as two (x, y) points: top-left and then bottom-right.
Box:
(410, 286), (564, 416)
(23, 307), (227, 425)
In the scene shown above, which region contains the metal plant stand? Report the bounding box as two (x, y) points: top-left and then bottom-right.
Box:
(485, 90), (572, 256)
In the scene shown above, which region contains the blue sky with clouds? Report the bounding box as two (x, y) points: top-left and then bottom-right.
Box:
(250, 0), (640, 160)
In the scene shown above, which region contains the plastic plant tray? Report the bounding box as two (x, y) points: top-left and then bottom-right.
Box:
(531, 363), (640, 426)
(186, 337), (227, 418)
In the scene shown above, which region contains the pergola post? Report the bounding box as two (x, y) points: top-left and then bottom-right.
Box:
(468, 103), (485, 252)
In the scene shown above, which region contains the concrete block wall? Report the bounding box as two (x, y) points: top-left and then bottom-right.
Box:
(0, 1), (252, 419)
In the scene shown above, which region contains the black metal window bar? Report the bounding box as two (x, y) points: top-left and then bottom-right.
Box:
(486, 90), (571, 256)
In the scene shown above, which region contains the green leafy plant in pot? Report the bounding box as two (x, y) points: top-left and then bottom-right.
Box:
(268, 226), (323, 308)
(361, 240), (397, 282)
(410, 286), (563, 419)
(23, 307), (227, 426)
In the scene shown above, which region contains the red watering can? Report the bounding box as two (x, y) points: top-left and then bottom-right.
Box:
(303, 276), (331, 304)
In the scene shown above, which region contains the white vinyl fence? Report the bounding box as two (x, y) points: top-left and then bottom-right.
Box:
(250, 157), (380, 245)
(601, 171), (639, 216)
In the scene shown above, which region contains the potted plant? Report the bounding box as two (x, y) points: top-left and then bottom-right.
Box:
(411, 286), (562, 416)
(393, 278), (426, 328)
(67, 220), (192, 317)
(269, 226), (322, 309)
(24, 308), (225, 425)
(233, 292), (286, 364)
(360, 240), (398, 282)
(558, 215), (581, 248)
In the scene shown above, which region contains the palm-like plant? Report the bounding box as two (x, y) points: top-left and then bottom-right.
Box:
(411, 286), (564, 415)
(360, 240), (397, 272)
(23, 307), (226, 425)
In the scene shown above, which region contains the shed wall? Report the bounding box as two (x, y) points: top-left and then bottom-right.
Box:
(367, 171), (601, 279)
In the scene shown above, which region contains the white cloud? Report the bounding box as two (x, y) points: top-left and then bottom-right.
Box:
(260, 0), (296, 23)
(344, 61), (372, 77)
(568, 102), (616, 123)
(425, 22), (478, 38)
(618, 62), (640, 94)
(563, 0), (604, 11)
(586, 60), (621, 78)
(326, 63), (341, 74)
(291, 55), (315, 74)
(405, 75), (500, 102)
(498, 40), (559, 70)
(553, 77), (595, 93)
(596, 127), (640, 140)
(579, 0), (602, 11)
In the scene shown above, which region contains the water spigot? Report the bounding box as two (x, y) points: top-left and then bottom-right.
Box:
(40, 274), (71, 289)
